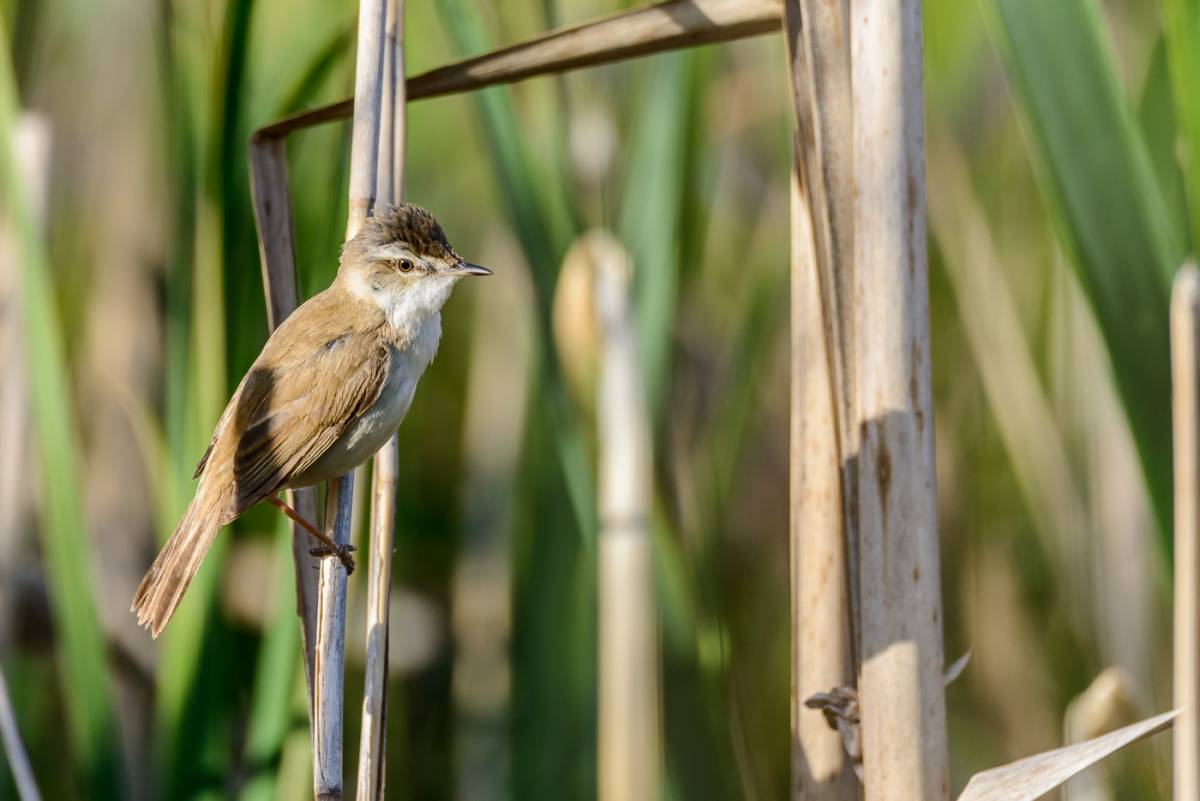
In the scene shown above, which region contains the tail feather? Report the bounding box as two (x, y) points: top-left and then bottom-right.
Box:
(131, 494), (224, 638)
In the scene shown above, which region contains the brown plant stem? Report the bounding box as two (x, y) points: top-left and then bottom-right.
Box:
(788, 145), (857, 797)
(782, 0), (858, 796)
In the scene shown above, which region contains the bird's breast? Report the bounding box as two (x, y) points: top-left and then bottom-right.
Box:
(289, 314), (441, 487)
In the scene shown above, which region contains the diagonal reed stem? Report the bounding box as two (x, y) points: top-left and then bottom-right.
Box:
(253, 0), (781, 140)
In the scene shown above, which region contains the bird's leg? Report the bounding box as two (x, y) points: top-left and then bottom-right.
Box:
(267, 495), (356, 573)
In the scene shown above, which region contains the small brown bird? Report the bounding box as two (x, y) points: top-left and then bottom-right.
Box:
(132, 203), (489, 637)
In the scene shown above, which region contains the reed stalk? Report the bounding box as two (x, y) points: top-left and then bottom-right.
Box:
(851, 1), (949, 797)
(782, 0), (858, 796)
(1172, 264), (1200, 801)
(310, 1), (388, 797)
(313, 474), (355, 800)
(788, 149), (857, 796)
(782, 0), (856, 501)
(356, 1), (404, 797)
(248, 133), (323, 693)
(591, 233), (661, 801)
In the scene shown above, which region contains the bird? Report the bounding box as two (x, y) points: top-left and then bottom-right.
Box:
(132, 203), (490, 638)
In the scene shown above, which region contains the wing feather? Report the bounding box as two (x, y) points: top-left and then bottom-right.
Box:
(223, 332), (390, 513)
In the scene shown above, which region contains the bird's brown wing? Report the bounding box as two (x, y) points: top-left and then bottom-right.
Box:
(220, 330), (391, 514)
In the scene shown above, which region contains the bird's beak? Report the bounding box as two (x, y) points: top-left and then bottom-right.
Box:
(446, 261), (492, 277)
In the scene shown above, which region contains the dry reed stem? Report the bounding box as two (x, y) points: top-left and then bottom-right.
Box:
(782, 0), (858, 796)
(851, 1), (949, 798)
(788, 145), (856, 797)
(247, 133), (323, 695)
(314, 474), (355, 800)
(0, 662), (41, 801)
(1172, 264), (1200, 801)
(355, 1), (404, 797)
(590, 232), (660, 801)
(781, 0), (859, 652)
(253, 0), (781, 140)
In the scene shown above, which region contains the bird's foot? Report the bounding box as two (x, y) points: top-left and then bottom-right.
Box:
(309, 542), (357, 574)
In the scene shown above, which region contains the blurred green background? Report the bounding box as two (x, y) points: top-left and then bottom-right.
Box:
(0, 0), (1193, 798)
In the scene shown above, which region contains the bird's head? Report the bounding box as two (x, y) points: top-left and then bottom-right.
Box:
(339, 203), (490, 323)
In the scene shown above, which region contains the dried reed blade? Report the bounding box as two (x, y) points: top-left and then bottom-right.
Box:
(956, 710), (1177, 801)
(253, 0), (781, 140)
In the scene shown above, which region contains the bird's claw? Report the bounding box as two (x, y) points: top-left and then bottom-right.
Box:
(309, 543), (357, 574)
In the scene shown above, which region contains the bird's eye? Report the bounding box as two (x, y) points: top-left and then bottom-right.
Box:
(397, 258), (415, 272)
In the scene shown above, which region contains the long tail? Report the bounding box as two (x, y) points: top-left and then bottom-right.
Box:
(131, 492), (225, 638)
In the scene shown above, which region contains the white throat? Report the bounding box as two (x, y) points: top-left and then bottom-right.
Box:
(346, 271), (456, 341)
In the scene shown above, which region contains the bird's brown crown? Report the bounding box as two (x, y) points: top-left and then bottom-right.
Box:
(344, 202), (456, 263)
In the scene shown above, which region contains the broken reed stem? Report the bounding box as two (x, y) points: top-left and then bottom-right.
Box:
(313, 474), (355, 800)
(0, 662), (41, 801)
(1172, 264), (1200, 801)
(253, 0), (781, 140)
(355, 1), (404, 798)
(851, 0), (949, 798)
(247, 134), (323, 698)
(788, 146), (857, 796)
(591, 232), (660, 801)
